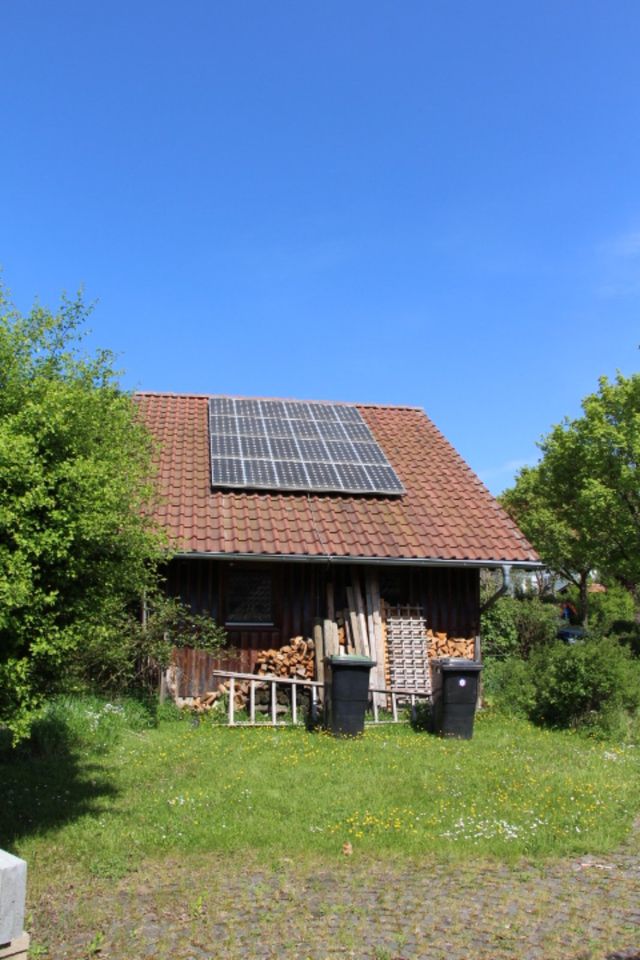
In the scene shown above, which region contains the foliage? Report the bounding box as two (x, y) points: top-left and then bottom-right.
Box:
(482, 657), (536, 717)
(586, 583), (637, 636)
(529, 637), (640, 738)
(0, 286), (166, 742)
(500, 373), (640, 624)
(480, 597), (519, 658)
(70, 596), (227, 694)
(481, 596), (558, 659)
(25, 695), (158, 756)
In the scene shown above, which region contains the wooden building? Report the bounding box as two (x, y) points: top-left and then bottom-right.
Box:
(136, 393), (539, 696)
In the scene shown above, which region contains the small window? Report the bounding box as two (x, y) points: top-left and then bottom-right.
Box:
(225, 569), (273, 625)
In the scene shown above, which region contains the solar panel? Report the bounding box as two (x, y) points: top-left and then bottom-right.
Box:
(211, 457), (244, 486)
(208, 397), (405, 496)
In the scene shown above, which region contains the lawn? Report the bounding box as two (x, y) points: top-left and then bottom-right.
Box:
(2, 700), (639, 879)
(3, 701), (640, 960)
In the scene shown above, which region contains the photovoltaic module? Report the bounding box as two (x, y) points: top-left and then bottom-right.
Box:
(208, 397), (405, 496)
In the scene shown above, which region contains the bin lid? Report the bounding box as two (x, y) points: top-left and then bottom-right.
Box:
(325, 655), (377, 667)
(435, 657), (482, 672)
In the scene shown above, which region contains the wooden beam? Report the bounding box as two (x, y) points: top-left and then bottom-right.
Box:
(353, 572), (370, 657)
(345, 586), (362, 654)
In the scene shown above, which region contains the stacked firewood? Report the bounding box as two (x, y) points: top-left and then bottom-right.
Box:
(427, 630), (475, 660)
(255, 636), (315, 680)
(189, 636), (315, 713)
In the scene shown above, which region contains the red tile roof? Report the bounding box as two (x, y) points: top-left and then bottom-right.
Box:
(136, 392), (538, 566)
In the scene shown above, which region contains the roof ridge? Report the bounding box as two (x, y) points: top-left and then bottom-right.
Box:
(134, 390), (423, 412)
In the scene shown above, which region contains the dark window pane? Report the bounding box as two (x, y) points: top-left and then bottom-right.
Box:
(226, 570), (273, 624)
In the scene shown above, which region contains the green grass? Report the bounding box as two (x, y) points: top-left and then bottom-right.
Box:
(2, 699), (639, 882)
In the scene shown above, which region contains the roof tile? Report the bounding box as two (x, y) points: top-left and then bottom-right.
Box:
(135, 392), (538, 564)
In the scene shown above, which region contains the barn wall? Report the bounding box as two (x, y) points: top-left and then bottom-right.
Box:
(165, 557), (480, 696)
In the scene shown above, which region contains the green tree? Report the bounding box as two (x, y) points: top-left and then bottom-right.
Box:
(0, 288), (166, 741)
(500, 373), (640, 624)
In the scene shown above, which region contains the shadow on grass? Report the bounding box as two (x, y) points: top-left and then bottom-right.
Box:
(0, 720), (119, 852)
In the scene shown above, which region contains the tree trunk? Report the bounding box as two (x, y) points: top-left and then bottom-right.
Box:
(578, 572), (589, 627)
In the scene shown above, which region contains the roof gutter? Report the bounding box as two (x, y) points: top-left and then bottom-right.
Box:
(171, 550), (541, 570)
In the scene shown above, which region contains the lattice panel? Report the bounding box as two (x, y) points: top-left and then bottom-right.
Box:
(385, 604), (431, 694)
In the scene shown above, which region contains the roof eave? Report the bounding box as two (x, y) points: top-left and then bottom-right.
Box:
(171, 550), (542, 569)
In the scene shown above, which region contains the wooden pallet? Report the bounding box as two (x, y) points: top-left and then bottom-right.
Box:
(384, 604), (431, 695)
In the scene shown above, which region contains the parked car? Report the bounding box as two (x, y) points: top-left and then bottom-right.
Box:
(557, 625), (587, 644)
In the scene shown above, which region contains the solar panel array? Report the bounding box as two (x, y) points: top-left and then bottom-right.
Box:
(208, 397), (405, 496)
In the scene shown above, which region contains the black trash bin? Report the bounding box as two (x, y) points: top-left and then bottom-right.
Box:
(431, 658), (482, 739)
(324, 655), (376, 736)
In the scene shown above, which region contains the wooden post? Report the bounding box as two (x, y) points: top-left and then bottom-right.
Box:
(369, 572), (387, 700)
(228, 677), (235, 726)
(313, 618), (325, 683)
(353, 573), (370, 657)
(292, 683), (298, 724)
(270, 680), (277, 725)
(345, 586), (362, 653)
(365, 571), (384, 708)
(249, 679), (256, 723)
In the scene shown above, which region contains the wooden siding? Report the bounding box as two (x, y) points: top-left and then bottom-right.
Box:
(165, 557), (479, 697)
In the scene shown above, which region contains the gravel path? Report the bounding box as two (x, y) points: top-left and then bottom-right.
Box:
(32, 832), (640, 960)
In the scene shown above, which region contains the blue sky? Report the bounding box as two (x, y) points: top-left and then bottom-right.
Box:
(2, 1), (638, 494)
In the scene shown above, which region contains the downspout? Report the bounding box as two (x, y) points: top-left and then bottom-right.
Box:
(479, 564), (512, 615)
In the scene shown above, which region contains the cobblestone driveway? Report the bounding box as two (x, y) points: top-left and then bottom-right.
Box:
(33, 831), (640, 960)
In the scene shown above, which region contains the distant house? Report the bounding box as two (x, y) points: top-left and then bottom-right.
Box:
(136, 392), (539, 695)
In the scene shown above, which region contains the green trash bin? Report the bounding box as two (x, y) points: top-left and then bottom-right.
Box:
(431, 658), (482, 739)
(324, 655), (376, 736)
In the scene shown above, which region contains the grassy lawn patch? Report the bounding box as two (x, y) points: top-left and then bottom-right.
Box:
(2, 704), (639, 882)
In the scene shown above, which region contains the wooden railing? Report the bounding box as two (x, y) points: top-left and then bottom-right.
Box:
(211, 669), (431, 727)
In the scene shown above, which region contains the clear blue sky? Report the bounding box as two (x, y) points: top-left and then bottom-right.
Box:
(2, 1), (638, 494)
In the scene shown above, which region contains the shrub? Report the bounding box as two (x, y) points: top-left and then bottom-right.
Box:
(480, 598), (519, 658)
(587, 583), (637, 635)
(481, 597), (558, 659)
(482, 657), (535, 717)
(529, 637), (640, 738)
(68, 596), (227, 694)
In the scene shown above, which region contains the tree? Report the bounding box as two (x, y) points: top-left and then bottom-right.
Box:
(500, 373), (640, 625)
(0, 287), (166, 742)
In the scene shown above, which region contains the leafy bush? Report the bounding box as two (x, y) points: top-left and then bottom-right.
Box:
(481, 597), (558, 659)
(0, 289), (165, 743)
(68, 596), (227, 694)
(482, 657), (535, 717)
(480, 598), (519, 658)
(587, 583), (637, 635)
(529, 637), (640, 738)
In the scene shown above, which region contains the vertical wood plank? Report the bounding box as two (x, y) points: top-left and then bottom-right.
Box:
(369, 571), (387, 701)
(353, 572), (370, 657)
(228, 677), (235, 726)
(345, 586), (362, 653)
(313, 619), (325, 683)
